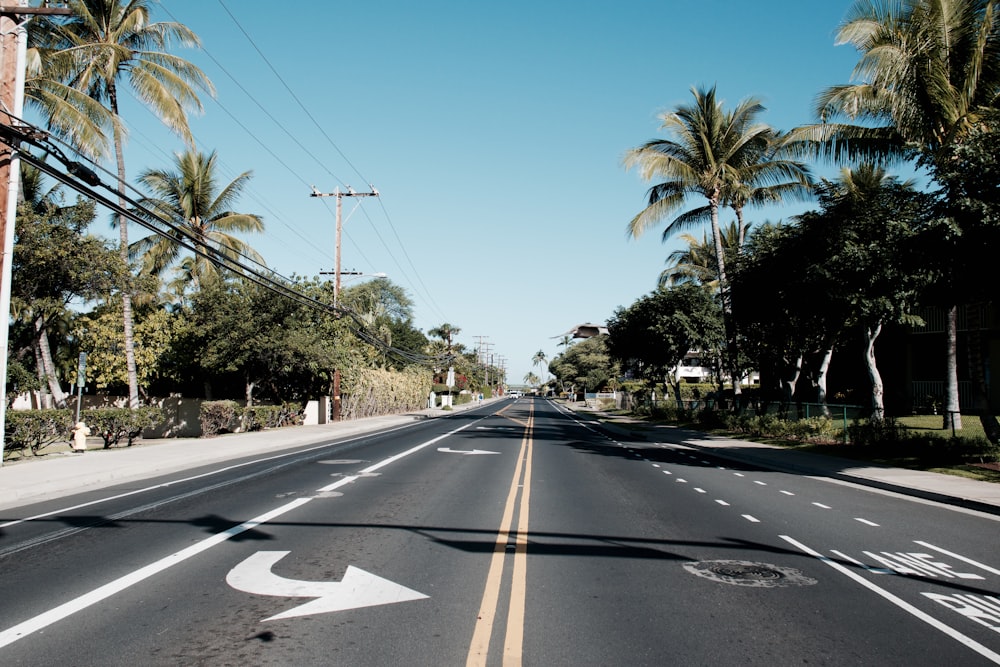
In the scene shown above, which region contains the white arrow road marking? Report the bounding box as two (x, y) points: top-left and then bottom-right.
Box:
(227, 551), (428, 621)
(437, 447), (500, 455)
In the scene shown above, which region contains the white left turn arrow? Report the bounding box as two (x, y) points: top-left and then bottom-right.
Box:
(226, 551), (428, 621)
(437, 447), (501, 455)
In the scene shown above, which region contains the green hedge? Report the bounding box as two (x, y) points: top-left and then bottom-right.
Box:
(3, 409), (74, 459)
(84, 407), (164, 448)
(199, 401), (304, 437)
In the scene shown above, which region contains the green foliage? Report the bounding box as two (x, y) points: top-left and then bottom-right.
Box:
(240, 403), (303, 432)
(341, 366), (433, 419)
(4, 409), (74, 459)
(84, 407), (164, 448)
(846, 418), (998, 464)
(548, 336), (617, 393)
(200, 400), (239, 437)
(607, 283), (724, 383)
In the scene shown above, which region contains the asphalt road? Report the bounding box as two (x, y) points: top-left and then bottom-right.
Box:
(1, 397), (999, 665)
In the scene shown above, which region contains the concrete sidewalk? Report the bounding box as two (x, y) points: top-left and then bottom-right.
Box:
(0, 403), (483, 512)
(567, 403), (1000, 516)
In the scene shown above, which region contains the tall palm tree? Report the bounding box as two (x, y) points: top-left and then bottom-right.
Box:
(132, 149), (264, 292)
(531, 349), (547, 377)
(40, 0), (214, 408)
(624, 86), (809, 395)
(428, 323), (461, 357)
(792, 0), (1000, 433)
(624, 86), (809, 294)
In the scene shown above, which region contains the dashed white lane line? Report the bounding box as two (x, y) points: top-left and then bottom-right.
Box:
(780, 490), (795, 496)
(715, 500), (730, 506)
(734, 472), (745, 477)
(742, 514), (760, 523)
(694, 488), (706, 494)
(676, 479), (688, 484)
(662, 470), (672, 475)
(813, 502), (832, 509)
(754, 480), (768, 486)
(855, 518), (880, 526)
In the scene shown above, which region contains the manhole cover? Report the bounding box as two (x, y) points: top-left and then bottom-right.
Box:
(683, 560), (817, 588)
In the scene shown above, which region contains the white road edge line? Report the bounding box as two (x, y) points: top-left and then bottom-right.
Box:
(0, 416), (485, 649)
(780, 534), (1000, 665)
(0, 497), (311, 649)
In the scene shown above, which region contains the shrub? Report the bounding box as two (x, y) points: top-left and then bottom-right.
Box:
(847, 417), (909, 446)
(239, 403), (303, 431)
(3, 409), (74, 459)
(200, 400), (239, 437)
(85, 407), (164, 448)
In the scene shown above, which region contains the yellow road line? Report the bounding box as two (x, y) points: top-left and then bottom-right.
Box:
(466, 404), (534, 667)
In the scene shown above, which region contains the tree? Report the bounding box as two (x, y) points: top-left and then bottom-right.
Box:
(40, 0), (214, 408)
(132, 149), (264, 293)
(10, 165), (124, 406)
(792, 0), (1000, 432)
(623, 85), (810, 397)
(531, 349), (547, 379)
(659, 222), (743, 289)
(428, 323), (461, 358)
(798, 166), (933, 419)
(606, 284), (724, 405)
(548, 336), (617, 395)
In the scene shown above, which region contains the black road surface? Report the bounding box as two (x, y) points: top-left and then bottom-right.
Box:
(1, 397), (998, 665)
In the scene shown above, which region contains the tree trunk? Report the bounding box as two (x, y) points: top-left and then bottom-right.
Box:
(863, 322), (884, 421)
(943, 304), (962, 430)
(110, 87), (140, 410)
(814, 344), (834, 419)
(245, 379), (255, 407)
(780, 353), (803, 419)
(34, 316), (67, 408)
(965, 302), (1000, 444)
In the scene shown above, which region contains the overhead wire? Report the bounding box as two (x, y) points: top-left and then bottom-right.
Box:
(0, 119), (452, 367)
(210, 0), (452, 325)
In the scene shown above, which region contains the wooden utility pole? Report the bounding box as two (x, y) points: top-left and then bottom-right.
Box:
(309, 185), (379, 421)
(0, 2), (72, 464)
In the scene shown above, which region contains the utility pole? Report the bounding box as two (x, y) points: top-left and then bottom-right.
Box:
(0, 1), (72, 464)
(474, 335), (493, 393)
(309, 185), (378, 420)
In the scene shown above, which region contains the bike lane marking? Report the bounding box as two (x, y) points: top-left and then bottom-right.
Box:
(780, 534), (1000, 664)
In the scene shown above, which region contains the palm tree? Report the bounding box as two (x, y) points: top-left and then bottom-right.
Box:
(132, 149), (264, 292)
(624, 86), (809, 293)
(40, 0), (214, 408)
(624, 86), (809, 396)
(792, 0), (1000, 433)
(523, 372), (540, 388)
(428, 323), (461, 357)
(659, 222), (743, 289)
(531, 349), (547, 378)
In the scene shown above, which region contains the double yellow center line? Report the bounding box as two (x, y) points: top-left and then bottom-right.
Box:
(466, 403), (534, 666)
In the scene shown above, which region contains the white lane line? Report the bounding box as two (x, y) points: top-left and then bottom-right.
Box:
(780, 490), (795, 496)
(0, 497), (311, 649)
(855, 518), (880, 527)
(813, 502), (831, 509)
(715, 500), (730, 506)
(742, 514), (760, 523)
(694, 488), (706, 494)
(662, 470), (673, 476)
(734, 472), (745, 477)
(754, 481), (768, 486)
(830, 549), (894, 575)
(676, 479), (688, 484)
(0, 417), (484, 649)
(652, 464), (661, 468)
(781, 535), (1000, 665)
(915, 542), (1000, 577)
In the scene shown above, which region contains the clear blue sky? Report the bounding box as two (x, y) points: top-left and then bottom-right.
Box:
(96, 0), (861, 386)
